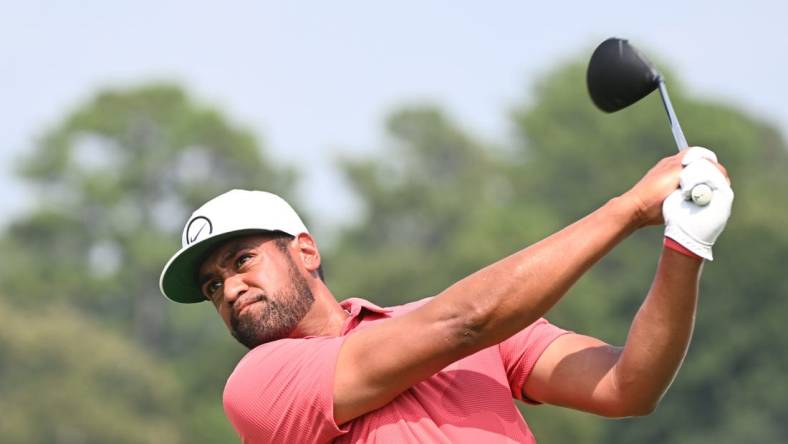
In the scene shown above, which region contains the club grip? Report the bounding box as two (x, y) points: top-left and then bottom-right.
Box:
(690, 184), (712, 206)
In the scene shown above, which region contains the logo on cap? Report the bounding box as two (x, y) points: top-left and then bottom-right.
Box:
(185, 216), (213, 244)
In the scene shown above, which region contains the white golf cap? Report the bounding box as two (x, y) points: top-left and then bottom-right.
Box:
(159, 189), (309, 303)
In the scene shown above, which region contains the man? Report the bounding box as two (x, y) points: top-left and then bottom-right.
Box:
(160, 147), (733, 443)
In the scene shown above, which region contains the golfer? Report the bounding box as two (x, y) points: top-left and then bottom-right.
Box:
(160, 146), (733, 443)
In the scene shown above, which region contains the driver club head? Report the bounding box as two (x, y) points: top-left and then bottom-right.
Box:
(587, 37), (661, 113)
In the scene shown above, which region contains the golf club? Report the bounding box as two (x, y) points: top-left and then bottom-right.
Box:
(586, 37), (712, 206)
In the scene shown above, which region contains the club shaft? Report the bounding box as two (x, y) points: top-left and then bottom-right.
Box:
(657, 80), (689, 151)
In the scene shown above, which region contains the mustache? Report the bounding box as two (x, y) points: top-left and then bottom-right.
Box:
(231, 294), (266, 320)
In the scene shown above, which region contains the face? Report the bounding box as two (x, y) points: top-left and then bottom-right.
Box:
(198, 234), (315, 349)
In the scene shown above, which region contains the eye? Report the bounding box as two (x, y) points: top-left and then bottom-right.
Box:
(235, 253), (253, 270)
(203, 279), (223, 301)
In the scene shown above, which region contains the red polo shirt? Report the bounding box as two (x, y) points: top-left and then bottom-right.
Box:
(223, 297), (568, 443)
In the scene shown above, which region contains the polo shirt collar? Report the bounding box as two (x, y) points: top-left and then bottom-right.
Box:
(340, 298), (391, 316)
(339, 298), (391, 334)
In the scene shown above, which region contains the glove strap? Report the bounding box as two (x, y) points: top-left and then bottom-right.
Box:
(664, 237), (702, 260)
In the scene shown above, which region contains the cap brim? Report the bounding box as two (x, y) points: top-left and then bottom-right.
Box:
(159, 229), (273, 303)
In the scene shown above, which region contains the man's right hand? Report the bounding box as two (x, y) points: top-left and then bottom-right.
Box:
(620, 151), (685, 227)
(621, 147), (730, 228)
(334, 147), (730, 425)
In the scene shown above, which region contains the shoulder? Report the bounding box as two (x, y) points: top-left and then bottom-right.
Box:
(498, 317), (571, 402)
(225, 337), (342, 393)
(500, 317), (570, 362)
(223, 337), (348, 441)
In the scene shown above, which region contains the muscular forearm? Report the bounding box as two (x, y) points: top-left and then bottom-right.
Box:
(333, 151), (726, 424)
(612, 247), (702, 412)
(437, 196), (641, 349)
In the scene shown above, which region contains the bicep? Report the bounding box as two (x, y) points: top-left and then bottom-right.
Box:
(333, 300), (476, 424)
(524, 333), (627, 417)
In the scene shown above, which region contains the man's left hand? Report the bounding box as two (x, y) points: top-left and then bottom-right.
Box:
(663, 147), (734, 260)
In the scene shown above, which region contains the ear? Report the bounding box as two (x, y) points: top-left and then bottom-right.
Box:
(294, 232), (322, 277)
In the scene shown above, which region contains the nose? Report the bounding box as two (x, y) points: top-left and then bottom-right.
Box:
(223, 273), (248, 305)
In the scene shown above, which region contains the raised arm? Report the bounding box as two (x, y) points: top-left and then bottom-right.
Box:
(523, 247), (701, 417)
(333, 152), (690, 424)
(522, 148), (732, 417)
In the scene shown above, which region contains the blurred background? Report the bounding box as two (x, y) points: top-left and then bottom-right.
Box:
(1, 1), (786, 443)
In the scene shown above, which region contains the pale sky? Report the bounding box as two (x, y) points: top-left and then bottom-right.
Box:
(2, 1), (786, 235)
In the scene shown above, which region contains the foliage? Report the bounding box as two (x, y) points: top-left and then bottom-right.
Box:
(513, 61), (788, 443)
(0, 83), (295, 442)
(2, 53), (787, 442)
(0, 299), (181, 443)
(329, 107), (528, 303)
(328, 61), (788, 442)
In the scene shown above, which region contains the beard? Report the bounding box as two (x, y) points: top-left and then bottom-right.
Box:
(229, 258), (315, 349)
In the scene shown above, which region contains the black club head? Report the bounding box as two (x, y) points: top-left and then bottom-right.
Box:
(587, 37), (661, 113)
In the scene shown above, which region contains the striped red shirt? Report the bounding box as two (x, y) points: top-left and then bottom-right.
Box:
(223, 297), (568, 443)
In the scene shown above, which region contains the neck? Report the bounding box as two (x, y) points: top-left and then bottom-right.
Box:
(289, 284), (349, 338)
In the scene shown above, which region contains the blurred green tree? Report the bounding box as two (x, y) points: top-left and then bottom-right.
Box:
(1, 53), (785, 443)
(0, 83), (296, 442)
(0, 298), (182, 443)
(328, 60), (788, 443)
(512, 61), (788, 444)
(328, 107), (561, 305)
(5, 83), (294, 346)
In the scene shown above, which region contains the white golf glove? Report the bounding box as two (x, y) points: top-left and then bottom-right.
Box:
(663, 147), (734, 261)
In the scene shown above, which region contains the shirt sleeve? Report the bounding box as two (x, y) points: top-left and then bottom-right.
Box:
(498, 318), (569, 404)
(223, 336), (349, 443)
